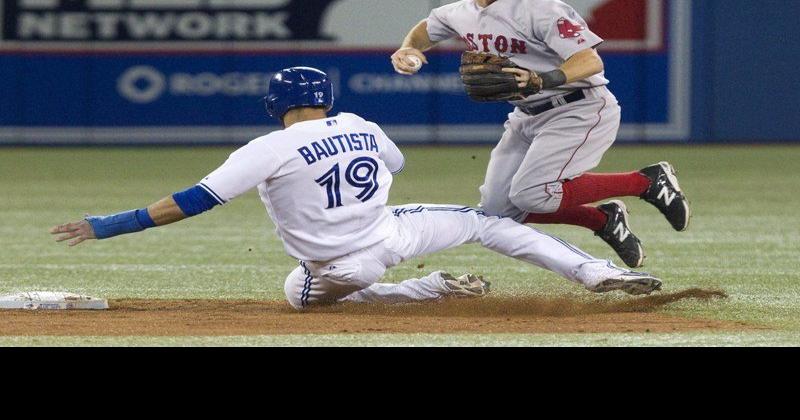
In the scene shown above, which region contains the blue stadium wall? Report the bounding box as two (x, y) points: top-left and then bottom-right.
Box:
(0, 0), (798, 145)
(690, 0), (800, 143)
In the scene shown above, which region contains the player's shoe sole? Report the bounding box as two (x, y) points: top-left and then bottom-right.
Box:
(595, 200), (645, 268)
(588, 272), (663, 296)
(441, 272), (491, 298)
(640, 161), (691, 232)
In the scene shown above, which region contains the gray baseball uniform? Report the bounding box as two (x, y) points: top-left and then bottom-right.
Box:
(427, 0), (622, 221)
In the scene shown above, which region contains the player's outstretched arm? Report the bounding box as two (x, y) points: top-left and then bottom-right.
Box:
(52, 137), (280, 246)
(50, 185), (220, 247)
(391, 20), (433, 75)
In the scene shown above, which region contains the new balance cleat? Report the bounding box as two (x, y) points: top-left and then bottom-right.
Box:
(595, 200), (645, 268)
(640, 161), (691, 231)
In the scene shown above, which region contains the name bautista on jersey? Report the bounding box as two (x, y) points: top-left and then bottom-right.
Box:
(297, 132), (379, 165)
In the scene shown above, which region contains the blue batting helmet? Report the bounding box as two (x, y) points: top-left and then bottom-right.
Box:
(264, 67), (334, 121)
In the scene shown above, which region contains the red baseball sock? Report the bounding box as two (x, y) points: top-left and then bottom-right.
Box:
(525, 205), (608, 232)
(523, 172), (649, 231)
(559, 172), (651, 209)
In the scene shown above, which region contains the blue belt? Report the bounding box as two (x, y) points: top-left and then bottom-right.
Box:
(518, 90), (587, 116)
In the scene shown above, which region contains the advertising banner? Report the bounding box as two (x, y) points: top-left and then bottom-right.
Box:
(0, 0), (690, 144)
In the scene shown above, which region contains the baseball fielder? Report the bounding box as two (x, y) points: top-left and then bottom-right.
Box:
(50, 67), (662, 310)
(391, 0), (691, 268)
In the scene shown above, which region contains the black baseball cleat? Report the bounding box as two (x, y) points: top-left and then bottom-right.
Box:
(639, 161), (691, 231)
(595, 200), (645, 268)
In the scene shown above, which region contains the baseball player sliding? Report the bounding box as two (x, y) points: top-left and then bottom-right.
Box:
(391, 0), (691, 268)
(50, 67), (662, 310)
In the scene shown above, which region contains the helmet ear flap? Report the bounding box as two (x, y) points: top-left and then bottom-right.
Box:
(264, 94), (289, 120)
(264, 96), (278, 119)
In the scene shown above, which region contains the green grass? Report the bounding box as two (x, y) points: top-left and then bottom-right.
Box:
(1, 145), (799, 346)
(3, 332), (800, 347)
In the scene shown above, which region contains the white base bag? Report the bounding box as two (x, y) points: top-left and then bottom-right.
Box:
(0, 292), (108, 310)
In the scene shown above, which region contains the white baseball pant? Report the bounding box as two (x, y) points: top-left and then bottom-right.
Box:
(284, 204), (627, 310)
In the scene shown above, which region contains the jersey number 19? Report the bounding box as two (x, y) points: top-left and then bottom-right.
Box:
(315, 157), (379, 209)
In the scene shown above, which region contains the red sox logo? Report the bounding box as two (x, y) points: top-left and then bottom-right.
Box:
(557, 17), (586, 39)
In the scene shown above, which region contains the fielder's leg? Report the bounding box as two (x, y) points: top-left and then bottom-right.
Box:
(478, 117), (530, 222)
(501, 91), (649, 267)
(507, 93), (629, 218)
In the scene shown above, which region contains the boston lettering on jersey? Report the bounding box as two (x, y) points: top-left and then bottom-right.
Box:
(462, 33), (527, 54)
(298, 132), (379, 165)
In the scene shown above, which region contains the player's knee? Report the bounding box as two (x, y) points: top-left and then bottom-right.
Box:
(508, 184), (558, 214)
(479, 185), (521, 219)
(283, 268), (308, 311)
(284, 280), (304, 311)
(479, 195), (507, 217)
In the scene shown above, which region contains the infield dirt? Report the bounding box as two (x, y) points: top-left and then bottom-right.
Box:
(0, 289), (759, 336)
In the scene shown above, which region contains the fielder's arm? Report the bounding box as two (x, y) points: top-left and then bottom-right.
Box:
(559, 48), (604, 84)
(504, 48), (605, 90)
(391, 20), (435, 75)
(50, 186), (219, 246)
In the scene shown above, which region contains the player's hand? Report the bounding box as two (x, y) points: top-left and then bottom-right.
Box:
(50, 217), (96, 246)
(391, 47), (428, 75)
(502, 67), (534, 89)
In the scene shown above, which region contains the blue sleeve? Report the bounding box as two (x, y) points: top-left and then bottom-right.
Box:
(172, 185), (222, 217)
(86, 185), (220, 240)
(86, 208), (155, 240)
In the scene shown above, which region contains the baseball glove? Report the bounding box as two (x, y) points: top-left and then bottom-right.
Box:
(459, 51), (543, 102)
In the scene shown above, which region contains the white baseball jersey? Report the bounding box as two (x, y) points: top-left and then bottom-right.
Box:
(199, 113), (405, 262)
(426, 0), (609, 104)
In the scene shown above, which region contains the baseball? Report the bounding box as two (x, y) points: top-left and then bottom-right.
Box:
(406, 55), (422, 71)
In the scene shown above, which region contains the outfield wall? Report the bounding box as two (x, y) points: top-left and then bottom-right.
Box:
(0, 0), (797, 145)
